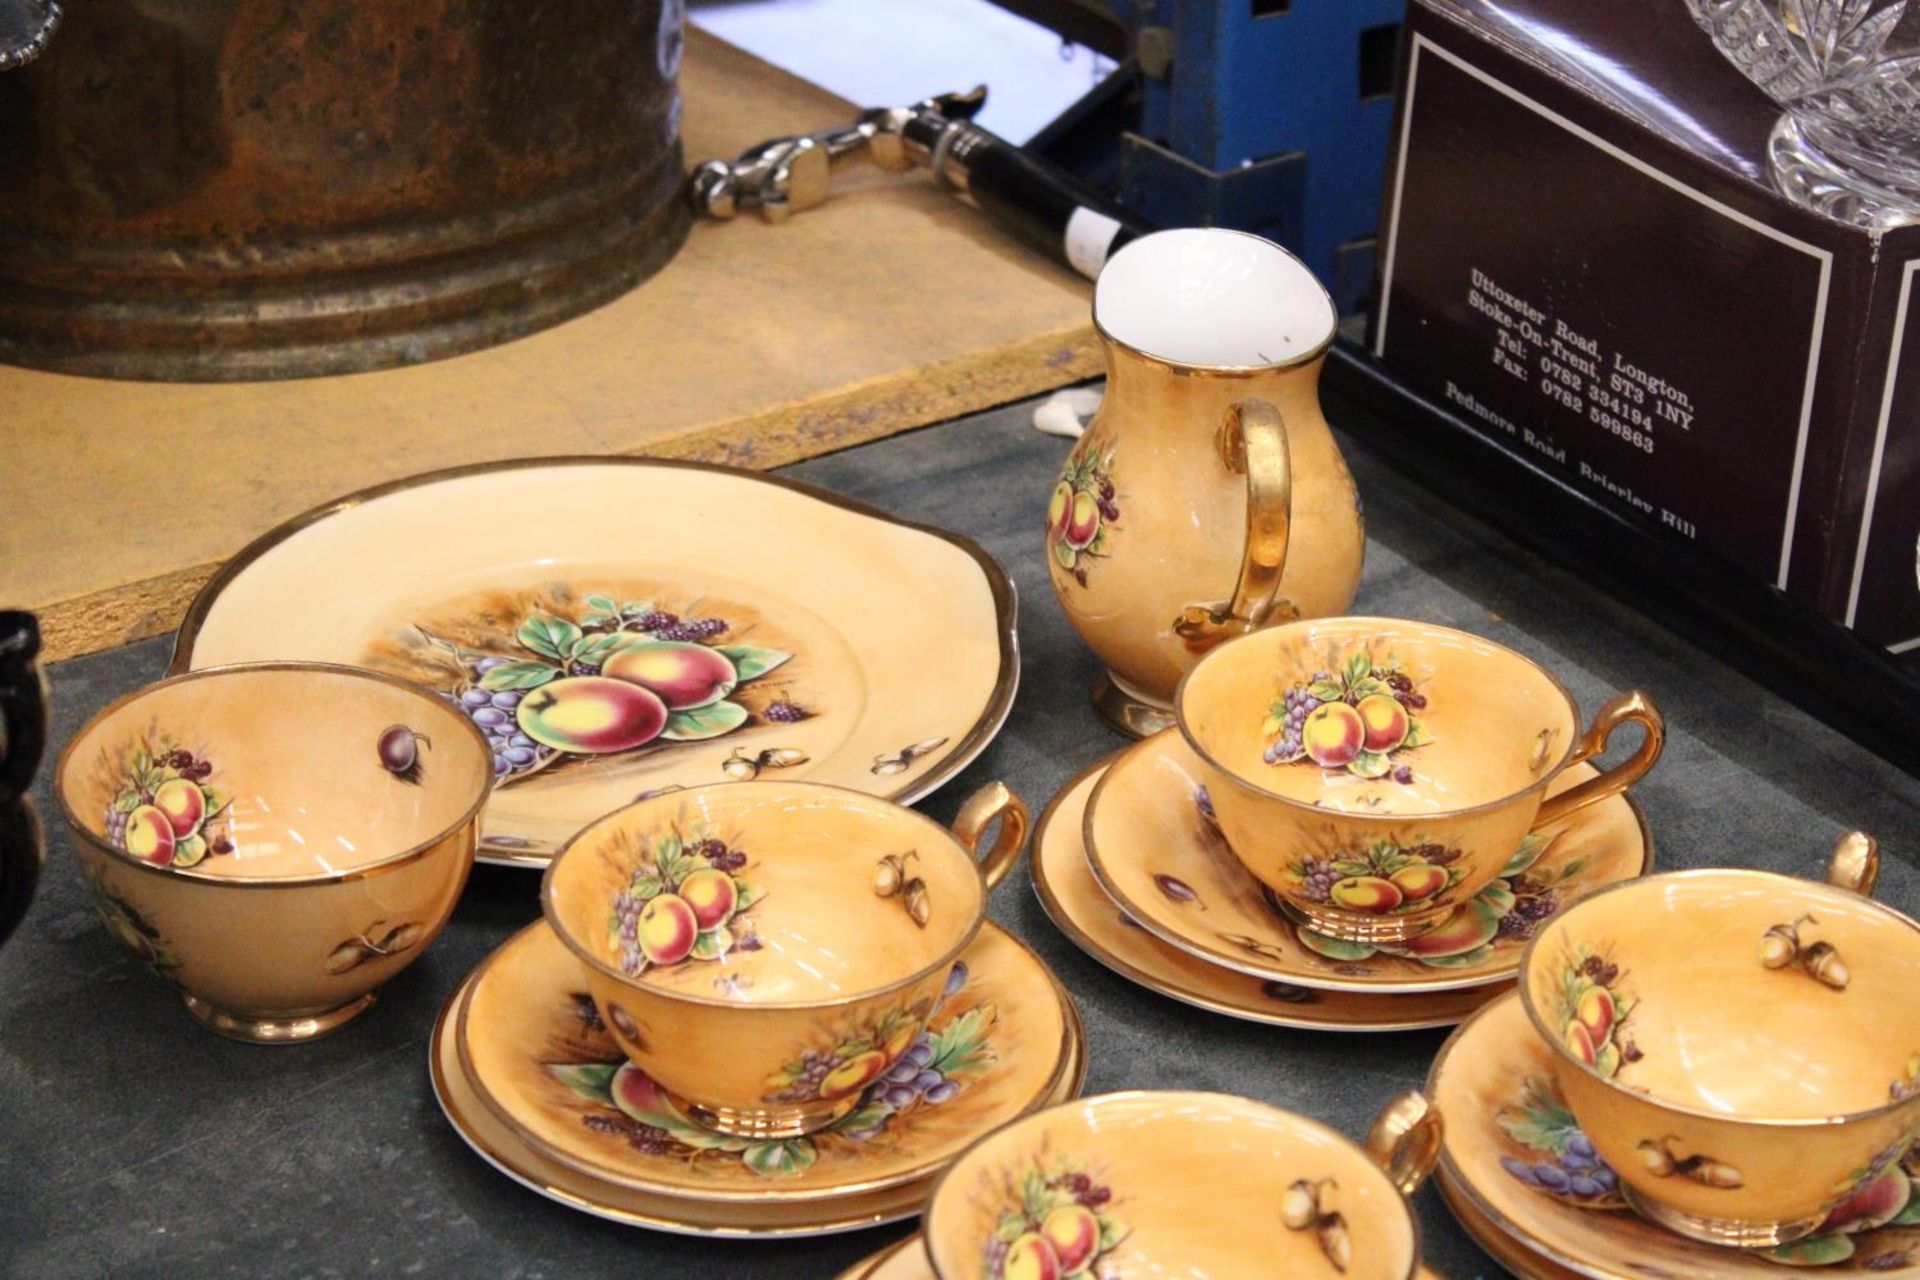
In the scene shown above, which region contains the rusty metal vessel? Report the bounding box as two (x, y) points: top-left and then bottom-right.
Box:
(0, 0), (690, 381)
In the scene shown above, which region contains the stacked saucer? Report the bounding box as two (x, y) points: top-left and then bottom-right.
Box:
(1033, 618), (1662, 1033)
(432, 777), (1087, 1237)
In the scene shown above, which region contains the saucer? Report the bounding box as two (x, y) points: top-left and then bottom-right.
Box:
(836, 1235), (927, 1280)
(836, 1233), (1454, 1280)
(1428, 992), (1920, 1277)
(1085, 731), (1651, 993)
(170, 458), (1018, 867)
(1033, 757), (1509, 1030)
(458, 918), (1080, 1201)
(431, 927), (1085, 1237)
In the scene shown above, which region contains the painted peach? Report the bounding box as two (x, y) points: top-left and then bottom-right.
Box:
(1330, 874), (1403, 914)
(152, 777), (206, 837)
(516, 676), (668, 753)
(1041, 1204), (1101, 1273)
(1565, 1019), (1598, 1066)
(603, 641), (736, 711)
(1005, 1233), (1063, 1280)
(637, 893), (698, 965)
(1575, 986), (1616, 1048)
(1065, 492), (1101, 549)
(123, 805), (177, 865)
(819, 1049), (891, 1100)
(677, 867), (737, 931)
(1047, 482), (1073, 538)
(610, 1062), (673, 1122)
(1355, 692), (1409, 752)
(1393, 899), (1500, 957)
(1302, 701), (1365, 768)
(1389, 863), (1448, 902)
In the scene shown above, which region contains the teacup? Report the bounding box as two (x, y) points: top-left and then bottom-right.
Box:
(1177, 617), (1663, 944)
(922, 1089), (1443, 1279)
(55, 662), (492, 1041)
(542, 778), (1028, 1140)
(1518, 836), (1920, 1248)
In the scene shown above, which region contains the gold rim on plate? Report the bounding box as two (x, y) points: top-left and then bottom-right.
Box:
(170, 456), (1020, 868)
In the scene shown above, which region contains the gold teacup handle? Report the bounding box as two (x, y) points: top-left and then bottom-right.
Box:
(951, 781), (1030, 891)
(1534, 690), (1666, 827)
(1173, 397), (1296, 651)
(1366, 1089), (1443, 1195)
(1826, 831), (1880, 897)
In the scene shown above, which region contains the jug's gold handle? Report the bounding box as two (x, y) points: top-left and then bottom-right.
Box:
(1173, 397), (1295, 651)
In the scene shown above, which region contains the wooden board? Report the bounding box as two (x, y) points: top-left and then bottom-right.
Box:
(0, 28), (1098, 663)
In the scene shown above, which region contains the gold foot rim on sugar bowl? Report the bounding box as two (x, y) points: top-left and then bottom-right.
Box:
(183, 991), (377, 1043)
(1083, 729), (1652, 994)
(1425, 992), (1920, 1278)
(431, 922), (1087, 1234)
(1032, 754), (1510, 1031)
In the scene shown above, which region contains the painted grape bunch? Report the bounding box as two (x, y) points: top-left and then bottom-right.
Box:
(413, 593), (796, 787)
(1497, 1075), (1626, 1207)
(986, 1158), (1125, 1280)
(609, 824), (762, 982)
(1263, 648), (1430, 782)
(1048, 433), (1120, 587)
(103, 741), (233, 869)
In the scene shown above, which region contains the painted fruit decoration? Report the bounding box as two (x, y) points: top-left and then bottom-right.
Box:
(79, 862), (180, 978)
(1496, 1073), (1920, 1269)
(553, 959), (997, 1179)
(985, 1158), (1125, 1280)
(763, 968), (961, 1106)
(1552, 944), (1639, 1078)
(1289, 838), (1465, 917)
(101, 741), (233, 869)
(380, 587), (801, 788)
(1263, 648), (1429, 783)
(609, 821), (762, 986)
(1048, 432), (1120, 588)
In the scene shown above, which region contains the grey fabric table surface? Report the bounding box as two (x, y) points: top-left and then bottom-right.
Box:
(4, 393), (1917, 1280)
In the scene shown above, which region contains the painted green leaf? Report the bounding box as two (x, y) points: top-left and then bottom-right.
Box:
(743, 1140), (817, 1178)
(1344, 652), (1372, 685)
(1551, 856), (1589, 884)
(1495, 1076), (1582, 1155)
(656, 829), (683, 861)
(1891, 1176), (1920, 1225)
(830, 1102), (895, 1136)
(714, 645), (792, 683)
(113, 790), (140, 814)
(1421, 944), (1496, 968)
(585, 594), (617, 615)
(1500, 832), (1550, 878)
(731, 878), (764, 911)
(1594, 1043), (1621, 1077)
(1260, 714), (1285, 736)
(691, 927), (732, 961)
(1760, 1234), (1855, 1266)
(629, 873), (664, 900)
(549, 1063), (619, 1103)
(1348, 750), (1392, 779)
(571, 632), (627, 665)
(481, 660), (560, 691)
(1475, 881), (1518, 916)
(517, 614), (582, 662)
(661, 701), (750, 741)
(927, 1005), (996, 1077)
(1052, 541), (1077, 569)
(1402, 719), (1432, 749)
(1295, 929), (1378, 961)
(1307, 680), (1345, 703)
(1349, 677), (1389, 700)
(1085, 529), (1111, 556)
